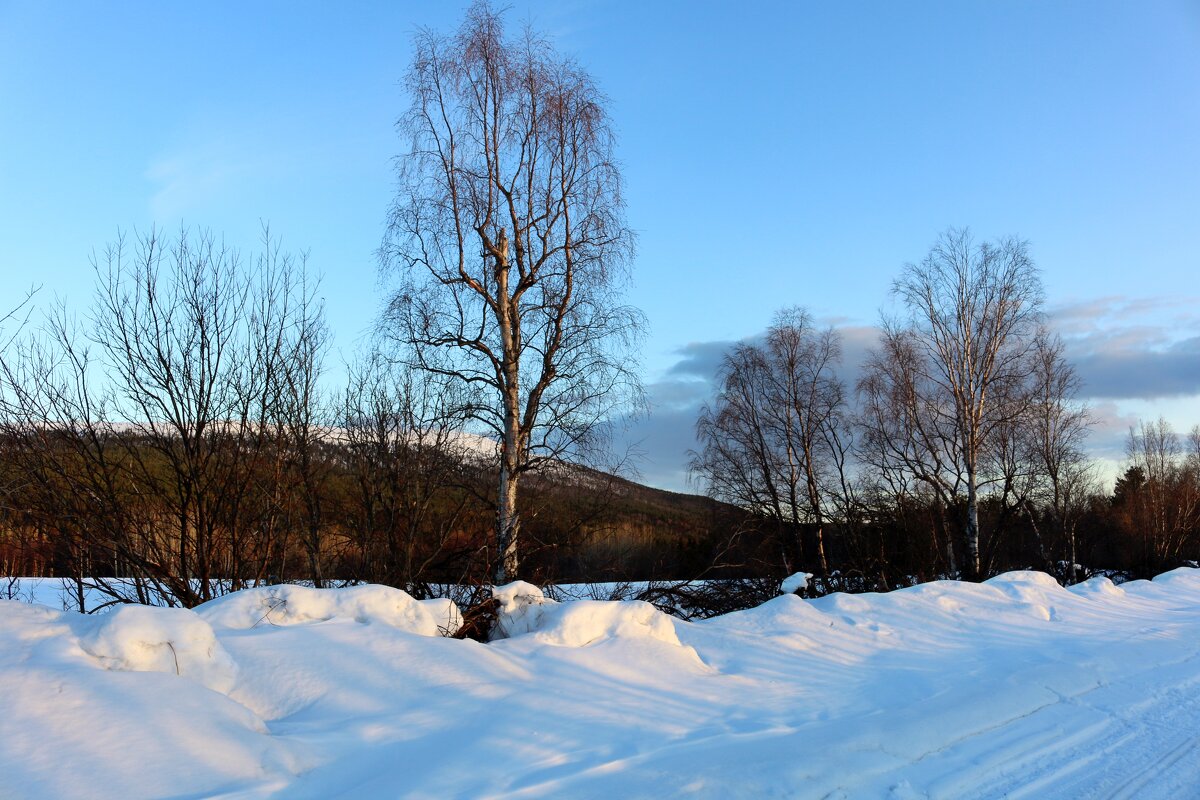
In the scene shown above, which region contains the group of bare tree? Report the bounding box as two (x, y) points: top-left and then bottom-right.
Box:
(0, 229), (319, 606)
(0, 228), (498, 608)
(691, 308), (849, 577)
(0, 2), (649, 606)
(1108, 419), (1200, 573)
(693, 229), (1200, 589)
(857, 230), (1076, 579)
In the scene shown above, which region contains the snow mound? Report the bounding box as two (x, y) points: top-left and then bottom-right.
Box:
(196, 584), (455, 636)
(986, 570), (1065, 589)
(1070, 576), (1126, 599)
(781, 571), (813, 594)
(1152, 567), (1200, 589)
(982, 571), (1068, 621)
(419, 597), (463, 636)
(7, 567), (1200, 797)
(492, 580), (551, 616)
(704, 593), (828, 642)
(492, 581), (682, 647)
(78, 605), (237, 694)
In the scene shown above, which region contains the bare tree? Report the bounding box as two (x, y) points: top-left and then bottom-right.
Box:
(0, 227), (324, 607)
(692, 341), (793, 569)
(339, 350), (478, 590)
(382, 2), (642, 583)
(1119, 418), (1200, 569)
(275, 270), (333, 587)
(0, 287), (40, 599)
(865, 229), (1044, 578)
(1021, 331), (1093, 580)
(691, 308), (848, 575)
(858, 325), (965, 575)
(766, 309), (846, 574)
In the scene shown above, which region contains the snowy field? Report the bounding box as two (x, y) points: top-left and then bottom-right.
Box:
(3, 570), (1200, 799)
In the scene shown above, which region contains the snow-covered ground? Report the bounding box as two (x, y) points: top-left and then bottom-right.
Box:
(3, 570), (1200, 799)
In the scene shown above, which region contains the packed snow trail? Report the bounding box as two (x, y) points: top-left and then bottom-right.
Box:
(2, 571), (1200, 798)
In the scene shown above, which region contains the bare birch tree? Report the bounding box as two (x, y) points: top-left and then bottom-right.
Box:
(867, 229), (1044, 578)
(691, 309), (847, 575)
(382, 2), (642, 583)
(1120, 418), (1200, 569)
(1021, 330), (1093, 580)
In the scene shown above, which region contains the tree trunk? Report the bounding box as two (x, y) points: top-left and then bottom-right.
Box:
(306, 521), (324, 589)
(495, 462), (520, 584)
(965, 470), (981, 579)
(813, 520), (828, 576)
(938, 506), (958, 576)
(496, 329), (522, 585)
(1025, 501), (1049, 571)
(1068, 522), (1078, 584)
(491, 228), (524, 587)
(804, 460), (828, 575)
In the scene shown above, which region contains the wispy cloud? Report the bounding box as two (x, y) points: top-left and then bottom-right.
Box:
(664, 339), (738, 380)
(142, 110), (360, 222)
(1084, 401), (1142, 460)
(145, 144), (242, 220)
(1050, 295), (1200, 334)
(1051, 296), (1200, 400)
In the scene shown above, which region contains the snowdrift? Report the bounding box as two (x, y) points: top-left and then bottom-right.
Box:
(492, 580), (684, 647)
(196, 583), (461, 636)
(77, 604), (238, 693)
(4, 569), (1200, 799)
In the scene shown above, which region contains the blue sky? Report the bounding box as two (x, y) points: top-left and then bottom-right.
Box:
(1, 1), (1198, 490)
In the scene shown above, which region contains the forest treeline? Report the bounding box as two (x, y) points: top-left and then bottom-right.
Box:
(0, 227), (1196, 615)
(0, 229), (713, 609)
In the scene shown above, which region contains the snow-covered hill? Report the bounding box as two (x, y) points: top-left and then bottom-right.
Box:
(3, 570), (1200, 798)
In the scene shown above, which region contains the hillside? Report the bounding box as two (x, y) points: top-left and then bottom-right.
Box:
(517, 463), (752, 581)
